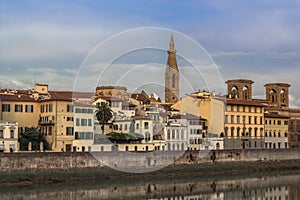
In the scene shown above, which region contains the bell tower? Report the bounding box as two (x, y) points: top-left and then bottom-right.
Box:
(264, 83), (290, 108)
(165, 34), (179, 103)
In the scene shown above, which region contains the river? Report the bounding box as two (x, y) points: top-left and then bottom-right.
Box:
(0, 171), (300, 199)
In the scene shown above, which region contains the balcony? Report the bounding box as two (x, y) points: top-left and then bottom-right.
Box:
(38, 120), (55, 125)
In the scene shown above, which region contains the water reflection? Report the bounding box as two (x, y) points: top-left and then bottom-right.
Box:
(1, 173), (300, 200)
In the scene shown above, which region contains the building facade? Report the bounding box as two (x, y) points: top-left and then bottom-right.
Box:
(0, 121), (19, 152)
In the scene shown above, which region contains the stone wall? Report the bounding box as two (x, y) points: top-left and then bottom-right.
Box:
(0, 149), (300, 172)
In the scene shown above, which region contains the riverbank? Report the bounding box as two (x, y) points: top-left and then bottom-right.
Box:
(1, 159), (300, 187)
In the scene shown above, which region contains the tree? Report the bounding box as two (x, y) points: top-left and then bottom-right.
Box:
(19, 127), (50, 151)
(95, 102), (113, 134)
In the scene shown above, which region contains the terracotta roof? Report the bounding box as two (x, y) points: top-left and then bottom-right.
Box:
(95, 96), (124, 102)
(265, 113), (290, 119)
(170, 114), (206, 120)
(130, 90), (149, 101)
(0, 93), (37, 102)
(215, 97), (267, 107)
(0, 90), (93, 102)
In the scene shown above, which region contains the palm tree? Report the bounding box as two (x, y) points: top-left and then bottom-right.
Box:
(95, 102), (113, 134)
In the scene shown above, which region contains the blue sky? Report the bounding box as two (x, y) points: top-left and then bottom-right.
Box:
(0, 0), (300, 106)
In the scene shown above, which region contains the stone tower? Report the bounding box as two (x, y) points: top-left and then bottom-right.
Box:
(165, 34), (179, 103)
(264, 83), (290, 108)
(226, 79), (254, 101)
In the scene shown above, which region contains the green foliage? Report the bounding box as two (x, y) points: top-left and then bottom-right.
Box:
(19, 127), (50, 151)
(95, 102), (113, 134)
(105, 132), (144, 143)
(95, 102), (113, 124)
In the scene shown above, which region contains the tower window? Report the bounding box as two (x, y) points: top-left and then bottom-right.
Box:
(172, 74), (175, 88)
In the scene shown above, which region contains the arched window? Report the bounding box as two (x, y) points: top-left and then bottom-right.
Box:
(230, 127), (235, 137)
(237, 127), (241, 137)
(280, 89), (286, 103)
(224, 127), (228, 137)
(248, 127), (252, 137)
(270, 89), (277, 103)
(231, 86), (239, 99)
(243, 86), (249, 100)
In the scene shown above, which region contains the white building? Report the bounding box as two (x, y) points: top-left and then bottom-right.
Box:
(73, 104), (94, 152)
(0, 121), (19, 152)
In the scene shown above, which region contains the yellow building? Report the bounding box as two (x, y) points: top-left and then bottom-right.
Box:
(264, 113), (289, 149)
(172, 91), (224, 136)
(221, 98), (266, 149)
(0, 84), (93, 152)
(0, 89), (40, 134)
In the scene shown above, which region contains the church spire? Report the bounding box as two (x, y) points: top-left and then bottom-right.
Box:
(165, 34), (179, 103)
(168, 33), (176, 53)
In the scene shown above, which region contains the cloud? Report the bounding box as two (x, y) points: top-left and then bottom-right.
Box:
(266, 52), (298, 59)
(211, 52), (254, 57)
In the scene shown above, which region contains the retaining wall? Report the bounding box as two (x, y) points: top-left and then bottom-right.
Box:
(0, 149), (300, 172)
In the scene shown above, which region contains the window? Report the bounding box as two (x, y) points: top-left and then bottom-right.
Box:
(254, 107), (257, 113)
(284, 120), (288, 125)
(237, 106), (240, 112)
(15, 104), (23, 112)
(124, 124), (128, 130)
(66, 127), (73, 135)
(10, 129), (14, 138)
(243, 116), (246, 124)
(172, 74), (175, 88)
(81, 119), (87, 126)
(0, 130), (3, 138)
(230, 127), (234, 137)
(231, 115), (234, 124)
(76, 118), (80, 126)
(167, 130), (170, 139)
(2, 104), (10, 112)
(144, 122), (149, 129)
(260, 117), (263, 125)
(145, 132), (150, 142)
(25, 105), (34, 113)
(41, 105), (44, 113)
(67, 117), (73, 121)
(181, 129), (184, 139)
(136, 123), (139, 130)
(248, 116), (252, 124)
(254, 117), (257, 124)
(88, 119), (92, 126)
(230, 105), (234, 112)
(48, 127), (52, 135)
(237, 127), (240, 137)
(172, 130), (175, 139)
(237, 116), (240, 124)
(67, 104), (73, 112)
(49, 104), (53, 112)
(225, 115), (228, 124)
(224, 127), (228, 137)
(75, 108), (81, 113)
(278, 120), (281, 125)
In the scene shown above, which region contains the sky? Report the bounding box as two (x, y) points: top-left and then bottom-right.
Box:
(0, 0), (300, 107)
